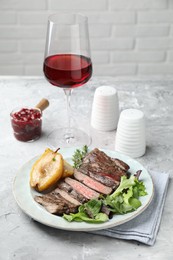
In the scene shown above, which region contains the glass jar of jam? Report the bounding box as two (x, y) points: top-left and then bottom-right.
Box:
(10, 107), (42, 142)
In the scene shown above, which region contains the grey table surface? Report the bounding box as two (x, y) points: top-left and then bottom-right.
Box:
(0, 76), (173, 260)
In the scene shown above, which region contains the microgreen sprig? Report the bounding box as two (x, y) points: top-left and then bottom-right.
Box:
(72, 145), (88, 169)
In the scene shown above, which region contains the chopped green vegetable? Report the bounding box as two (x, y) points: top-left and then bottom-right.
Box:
(52, 157), (56, 161)
(72, 145), (88, 169)
(63, 199), (109, 223)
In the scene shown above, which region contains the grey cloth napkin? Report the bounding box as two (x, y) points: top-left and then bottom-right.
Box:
(89, 171), (169, 246)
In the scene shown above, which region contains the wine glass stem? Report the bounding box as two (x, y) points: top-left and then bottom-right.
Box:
(63, 88), (74, 143)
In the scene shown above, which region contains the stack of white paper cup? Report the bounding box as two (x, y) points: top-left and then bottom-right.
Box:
(91, 86), (119, 131)
(115, 109), (146, 158)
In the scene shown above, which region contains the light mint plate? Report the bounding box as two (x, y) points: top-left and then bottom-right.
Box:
(13, 148), (154, 231)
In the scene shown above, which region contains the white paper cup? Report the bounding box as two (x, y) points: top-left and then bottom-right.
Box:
(115, 109), (146, 158)
(91, 86), (119, 131)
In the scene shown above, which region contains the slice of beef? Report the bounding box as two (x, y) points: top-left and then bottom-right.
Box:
(79, 165), (118, 188)
(111, 158), (130, 171)
(65, 177), (100, 200)
(74, 170), (112, 195)
(81, 148), (128, 182)
(80, 163), (121, 185)
(57, 181), (88, 204)
(35, 193), (78, 215)
(53, 188), (81, 206)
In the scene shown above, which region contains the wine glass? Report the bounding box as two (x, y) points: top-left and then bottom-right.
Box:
(43, 13), (93, 148)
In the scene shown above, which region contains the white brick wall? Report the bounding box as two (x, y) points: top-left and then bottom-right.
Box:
(0, 0), (173, 76)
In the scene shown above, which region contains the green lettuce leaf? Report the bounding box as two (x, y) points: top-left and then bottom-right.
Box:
(110, 175), (136, 198)
(63, 199), (109, 223)
(103, 175), (147, 214)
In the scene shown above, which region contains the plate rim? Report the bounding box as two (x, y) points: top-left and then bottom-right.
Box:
(13, 147), (154, 231)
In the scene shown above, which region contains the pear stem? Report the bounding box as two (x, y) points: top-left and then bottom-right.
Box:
(54, 148), (60, 153)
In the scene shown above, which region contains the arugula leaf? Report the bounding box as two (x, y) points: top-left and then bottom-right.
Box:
(72, 145), (88, 169)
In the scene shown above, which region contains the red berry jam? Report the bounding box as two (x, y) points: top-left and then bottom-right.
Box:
(10, 108), (42, 142)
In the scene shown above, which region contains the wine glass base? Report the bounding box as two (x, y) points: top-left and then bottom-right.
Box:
(47, 127), (92, 149)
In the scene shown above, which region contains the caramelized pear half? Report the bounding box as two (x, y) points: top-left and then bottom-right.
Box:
(62, 160), (74, 178)
(30, 148), (64, 192)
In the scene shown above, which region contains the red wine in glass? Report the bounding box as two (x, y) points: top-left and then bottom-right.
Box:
(44, 54), (92, 88)
(43, 13), (93, 148)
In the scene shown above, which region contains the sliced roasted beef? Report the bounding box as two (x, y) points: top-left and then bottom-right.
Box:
(57, 181), (88, 204)
(79, 164), (120, 185)
(78, 165), (118, 188)
(35, 193), (78, 215)
(111, 158), (130, 171)
(82, 148), (128, 170)
(81, 148), (129, 182)
(74, 170), (112, 195)
(65, 177), (100, 200)
(52, 188), (81, 206)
